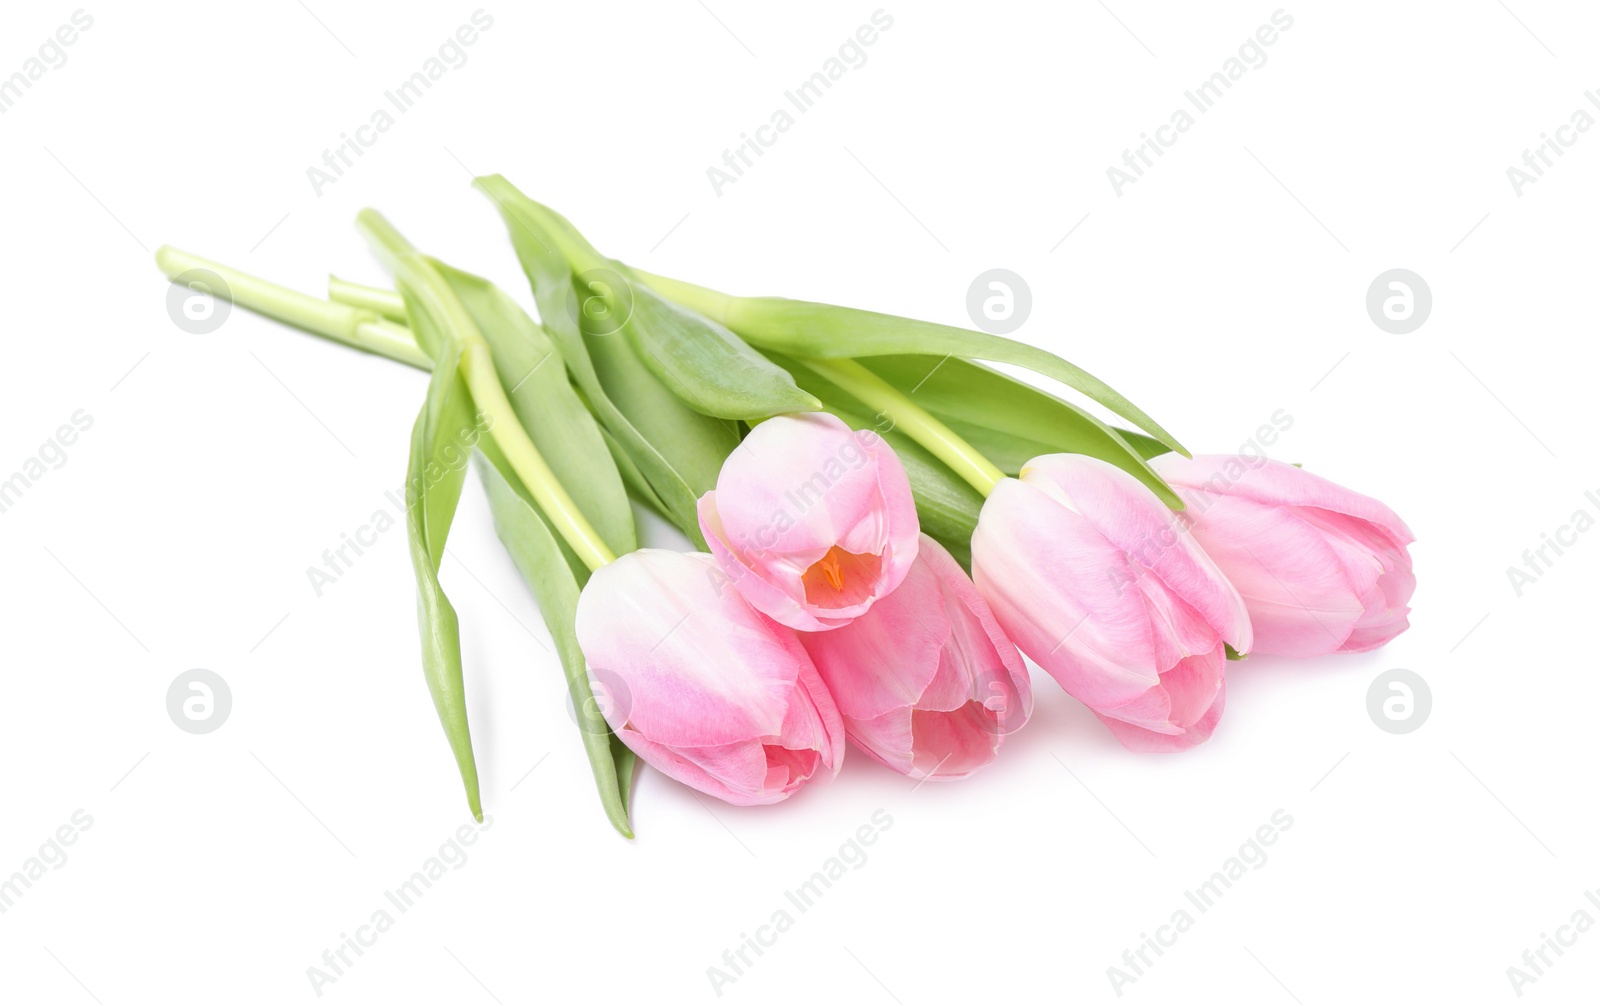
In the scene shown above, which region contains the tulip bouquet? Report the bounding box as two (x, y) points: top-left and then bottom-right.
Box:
(156, 176), (1414, 835)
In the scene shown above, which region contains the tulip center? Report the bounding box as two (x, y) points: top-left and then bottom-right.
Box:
(801, 546), (881, 609)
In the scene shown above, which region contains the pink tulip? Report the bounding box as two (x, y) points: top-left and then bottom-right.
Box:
(798, 534), (1033, 780)
(1149, 454), (1415, 657)
(698, 412), (920, 632)
(574, 549), (845, 805)
(971, 455), (1252, 752)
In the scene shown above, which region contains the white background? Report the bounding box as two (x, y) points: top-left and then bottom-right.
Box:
(1, 2), (1595, 1002)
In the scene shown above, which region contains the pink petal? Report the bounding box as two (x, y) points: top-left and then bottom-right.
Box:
(697, 413), (920, 631)
(908, 706), (1010, 779)
(1020, 454), (1252, 653)
(804, 535), (1032, 779)
(1152, 454), (1417, 657)
(1178, 494), (1369, 657)
(975, 477), (1162, 710)
(1153, 454), (1413, 548)
(614, 732), (820, 806)
(799, 547), (950, 720)
(575, 550), (807, 748)
(1096, 679), (1227, 753)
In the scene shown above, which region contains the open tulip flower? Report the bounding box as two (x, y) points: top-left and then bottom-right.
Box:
(798, 534), (1033, 781)
(1150, 454), (1415, 658)
(972, 455), (1252, 752)
(698, 412), (920, 632)
(574, 549), (845, 805)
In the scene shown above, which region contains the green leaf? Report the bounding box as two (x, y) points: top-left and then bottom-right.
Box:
(634, 271), (1187, 457)
(619, 281), (822, 420)
(469, 181), (816, 421)
(596, 424), (668, 513)
(1112, 426), (1175, 462)
(375, 210), (637, 830)
(475, 175), (732, 545)
(400, 333), (483, 821)
(475, 444), (635, 838)
(430, 259), (637, 562)
(583, 311), (736, 507)
(857, 355), (1181, 509)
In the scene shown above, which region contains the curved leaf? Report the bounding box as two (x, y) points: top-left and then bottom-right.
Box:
(583, 310), (735, 507)
(380, 212), (639, 831)
(400, 331), (482, 821)
(476, 444), (635, 837)
(634, 270), (1187, 456)
(472, 179), (815, 420)
(1112, 426), (1174, 461)
(474, 175), (732, 544)
(619, 280), (821, 419)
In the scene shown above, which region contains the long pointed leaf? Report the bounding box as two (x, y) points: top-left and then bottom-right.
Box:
(379, 214), (638, 831)
(618, 281), (822, 420)
(634, 270), (1187, 456)
(476, 445), (635, 837)
(474, 182), (817, 420)
(401, 334), (482, 821)
(475, 175), (730, 544)
(1112, 426), (1174, 461)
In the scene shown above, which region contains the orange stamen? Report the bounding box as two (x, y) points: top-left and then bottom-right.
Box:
(818, 549), (845, 591)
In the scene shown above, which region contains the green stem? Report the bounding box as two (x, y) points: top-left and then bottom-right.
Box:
(464, 341), (617, 571)
(154, 247), (431, 370)
(329, 275), (407, 322)
(356, 210), (617, 572)
(797, 356), (1006, 498)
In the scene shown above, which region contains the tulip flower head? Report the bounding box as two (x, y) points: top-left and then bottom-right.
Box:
(1150, 454), (1415, 657)
(574, 549), (845, 805)
(698, 412), (920, 632)
(798, 534), (1033, 780)
(972, 455), (1252, 752)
